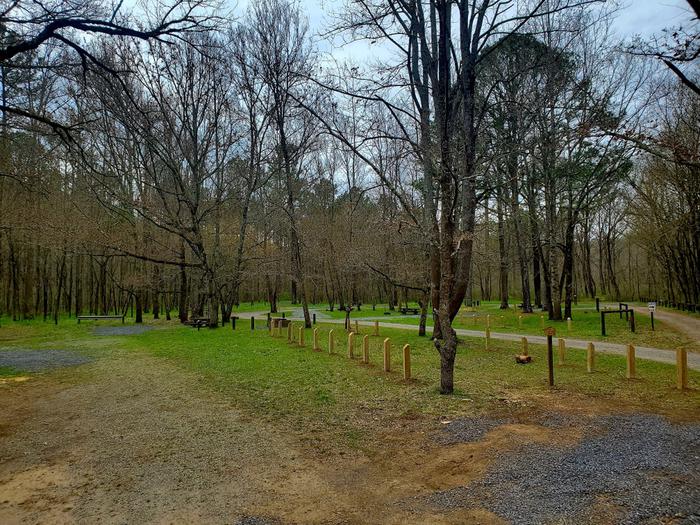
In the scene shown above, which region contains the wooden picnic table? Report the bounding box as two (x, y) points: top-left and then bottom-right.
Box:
(78, 315), (125, 324)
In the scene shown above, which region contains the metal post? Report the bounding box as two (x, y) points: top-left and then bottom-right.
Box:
(651, 311), (655, 331)
(601, 311), (606, 336)
(630, 310), (635, 333)
(546, 333), (554, 386)
(313, 313), (316, 325)
(596, 297), (600, 312)
(282, 312), (285, 319)
(231, 317), (236, 330)
(250, 316), (255, 330)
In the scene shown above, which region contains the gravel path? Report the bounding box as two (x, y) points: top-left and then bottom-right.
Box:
(92, 325), (154, 336)
(428, 414), (700, 524)
(0, 349), (93, 372)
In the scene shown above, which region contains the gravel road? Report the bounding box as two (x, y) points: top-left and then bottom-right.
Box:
(92, 325), (154, 336)
(427, 413), (700, 524)
(0, 348), (93, 372)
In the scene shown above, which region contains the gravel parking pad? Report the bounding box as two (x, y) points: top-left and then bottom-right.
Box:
(426, 414), (700, 524)
(92, 325), (154, 336)
(0, 349), (93, 372)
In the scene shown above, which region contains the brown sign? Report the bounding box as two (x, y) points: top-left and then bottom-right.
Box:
(544, 326), (556, 337)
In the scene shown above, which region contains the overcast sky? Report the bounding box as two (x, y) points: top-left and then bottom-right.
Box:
(231, 0), (695, 62)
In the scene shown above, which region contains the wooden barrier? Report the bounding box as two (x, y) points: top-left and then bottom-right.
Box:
(521, 336), (528, 355)
(383, 338), (391, 372)
(676, 348), (688, 390)
(587, 342), (595, 373)
(347, 332), (355, 358)
(298, 327), (305, 347)
(403, 344), (411, 380)
(362, 335), (369, 364)
(558, 338), (566, 365)
(329, 329), (335, 354)
(374, 320), (379, 336)
(313, 328), (320, 351)
(626, 344), (636, 379)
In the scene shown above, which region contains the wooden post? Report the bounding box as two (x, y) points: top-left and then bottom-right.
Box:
(313, 328), (319, 351)
(626, 344), (636, 379)
(558, 338), (565, 365)
(521, 336), (528, 356)
(485, 327), (491, 350)
(486, 314), (491, 328)
(328, 329), (335, 354)
(518, 315), (523, 329)
(587, 342), (595, 373)
(402, 344), (411, 380)
(354, 320), (360, 334)
(374, 320), (379, 336)
(298, 327), (305, 347)
(347, 332), (354, 358)
(676, 348), (688, 390)
(473, 315), (478, 326)
(383, 338), (391, 372)
(540, 315), (544, 329)
(566, 317), (572, 332)
(287, 322), (293, 343)
(362, 335), (369, 364)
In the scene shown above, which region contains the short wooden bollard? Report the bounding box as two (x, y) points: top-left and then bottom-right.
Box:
(287, 322), (293, 343)
(348, 332), (355, 358)
(486, 314), (491, 328)
(521, 336), (528, 355)
(626, 344), (636, 379)
(362, 335), (369, 364)
(329, 329), (335, 354)
(676, 348), (688, 390)
(383, 338), (391, 372)
(567, 317), (572, 332)
(402, 344), (411, 380)
(518, 315), (523, 329)
(298, 327), (305, 347)
(587, 342), (595, 373)
(539, 315), (544, 329)
(354, 320), (360, 334)
(374, 320), (379, 336)
(558, 338), (566, 365)
(485, 328), (491, 350)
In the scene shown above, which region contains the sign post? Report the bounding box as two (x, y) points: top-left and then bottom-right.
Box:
(544, 327), (556, 387)
(648, 302), (656, 331)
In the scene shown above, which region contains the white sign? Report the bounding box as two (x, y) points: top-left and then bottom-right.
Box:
(648, 302), (656, 312)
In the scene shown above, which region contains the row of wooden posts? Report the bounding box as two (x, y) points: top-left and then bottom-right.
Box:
(269, 318), (413, 380)
(510, 332), (689, 390)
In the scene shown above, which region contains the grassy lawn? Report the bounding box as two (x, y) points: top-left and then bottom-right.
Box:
(226, 299), (697, 351)
(2, 317), (697, 448)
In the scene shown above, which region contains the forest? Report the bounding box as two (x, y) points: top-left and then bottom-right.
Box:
(0, 0), (698, 393)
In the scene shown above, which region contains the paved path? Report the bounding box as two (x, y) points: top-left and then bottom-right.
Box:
(238, 310), (700, 371)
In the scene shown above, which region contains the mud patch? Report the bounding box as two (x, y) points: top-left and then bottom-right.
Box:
(92, 325), (153, 336)
(0, 349), (93, 372)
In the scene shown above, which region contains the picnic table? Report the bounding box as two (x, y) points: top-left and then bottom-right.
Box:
(400, 307), (420, 315)
(185, 317), (210, 330)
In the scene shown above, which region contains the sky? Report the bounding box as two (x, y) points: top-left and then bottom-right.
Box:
(231, 0), (695, 64)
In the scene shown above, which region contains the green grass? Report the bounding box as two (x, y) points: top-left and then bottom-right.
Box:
(2, 317), (698, 447)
